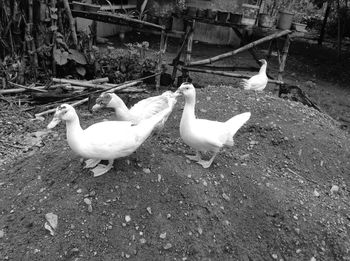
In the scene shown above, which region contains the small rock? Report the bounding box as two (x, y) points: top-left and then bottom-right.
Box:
(330, 185), (339, 194)
(158, 174), (162, 182)
(77, 189), (82, 194)
(0, 229), (4, 238)
(296, 249), (302, 254)
(310, 257), (316, 261)
(143, 168), (151, 174)
(313, 189), (320, 197)
(159, 232), (167, 239)
(89, 191), (96, 196)
(140, 238), (146, 244)
(271, 253), (278, 259)
(164, 243), (172, 250)
(125, 215), (131, 223)
(84, 198), (91, 205)
(222, 193), (230, 201)
(146, 207), (152, 214)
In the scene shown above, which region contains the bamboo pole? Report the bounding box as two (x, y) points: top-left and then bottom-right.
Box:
(8, 82), (47, 92)
(63, 0), (78, 48)
(52, 78), (109, 89)
(189, 30), (292, 66)
(182, 66), (284, 85)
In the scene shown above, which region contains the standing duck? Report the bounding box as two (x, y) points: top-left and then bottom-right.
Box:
(176, 83), (251, 168)
(47, 103), (174, 177)
(242, 59), (268, 91)
(92, 91), (179, 129)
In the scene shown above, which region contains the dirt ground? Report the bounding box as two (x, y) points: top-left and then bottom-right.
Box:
(1, 32), (350, 261)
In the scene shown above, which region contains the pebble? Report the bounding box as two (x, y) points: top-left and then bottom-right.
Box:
(222, 193), (230, 201)
(143, 168), (151, 174)
(77, 189), (82, 194)
(140, 238), (146, 244)
(313, 189), (320, 197)
(271, 253), (278, 259)
(84, 198), (91, 205)
(159, 232), (167, 239)
(164, 243), (172, 250)
(310, 257), (316, 261)
(330, 185), (339, 194)
(125, 215), (131, 223)
(0, 229), (4, 238)
(146, 207), (152, 214)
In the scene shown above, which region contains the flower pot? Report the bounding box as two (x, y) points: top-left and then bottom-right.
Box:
(217, 11), (229, 23)
(258, 13), (274, 28)
(292, 22), (307, 32)
(206, 9), (217, 20)
(277, 10), (294, 30)
(186, 6), (197, 17)
(196, 9), (207, 18)
(241, 4), (259, 26)
(229, 13), (242, 25)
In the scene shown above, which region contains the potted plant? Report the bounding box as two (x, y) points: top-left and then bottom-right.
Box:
(292, 13), (307, 32)
(157, 3), (173, 30)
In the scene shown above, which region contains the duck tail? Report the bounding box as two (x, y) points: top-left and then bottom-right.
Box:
(225, 112), (251, 138)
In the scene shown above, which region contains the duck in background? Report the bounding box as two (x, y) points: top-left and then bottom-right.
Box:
(92, 91), (179, 130)
(176, 83), (251, 168)
(242, 59), (268, 92)
(47, 101), (175, 177)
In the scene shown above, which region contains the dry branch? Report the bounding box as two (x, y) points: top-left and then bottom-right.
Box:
(35, 80), (142, 118)
(182, 66), (284, 84)
(189, 30), (292, 66)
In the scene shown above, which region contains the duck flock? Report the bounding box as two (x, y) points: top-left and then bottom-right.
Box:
(47, 60), (269, 177)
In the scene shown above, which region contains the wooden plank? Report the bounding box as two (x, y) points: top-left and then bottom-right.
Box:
(71, 10), (165, 31)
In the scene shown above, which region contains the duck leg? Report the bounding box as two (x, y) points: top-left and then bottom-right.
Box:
(196, 152), (218, 169)
(91, 160), (114, 177)
(185, 151), (201, 162)
(84, 159), (101, 169)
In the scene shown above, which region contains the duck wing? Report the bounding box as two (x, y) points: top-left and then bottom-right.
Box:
(243, 74), (268, 91)
(129, 95), (170, 120)
(81, 121), (141, 159)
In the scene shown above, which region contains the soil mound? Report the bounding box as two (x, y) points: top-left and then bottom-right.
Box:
(1, 86), (350, 260)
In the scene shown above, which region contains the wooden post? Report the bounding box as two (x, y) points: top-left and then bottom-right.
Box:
(277, 35), (291, 96)
(171, 25), (192, 83)
(182, 20), (195, 82)
(156, 29), (167, 92)
(62, 0), (78, 48)
(318, 0), (332, 46)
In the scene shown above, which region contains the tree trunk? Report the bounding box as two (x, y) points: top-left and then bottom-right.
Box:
(318, 0), (332, 46)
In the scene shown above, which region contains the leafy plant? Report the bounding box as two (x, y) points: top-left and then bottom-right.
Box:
(94, 41), (158, 84)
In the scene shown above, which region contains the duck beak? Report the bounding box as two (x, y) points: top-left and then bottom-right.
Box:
(174, 90), (182, 97)
(91, 104), (102, 112)
(47, 115), (61, 129)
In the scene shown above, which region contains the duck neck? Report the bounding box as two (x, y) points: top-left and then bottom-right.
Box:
(110, 100), (132, 121)
(65, 114), (84, 152)
(181, 93), (196, 124)
(259, 63), (267, 75)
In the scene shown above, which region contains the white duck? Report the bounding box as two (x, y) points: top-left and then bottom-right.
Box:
(92, 91), (178, 129)
(47, 103), (174, 177)
(176, 83), (251, 168)
(242, 59), (268, 91)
